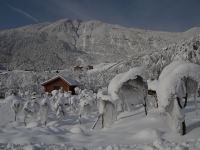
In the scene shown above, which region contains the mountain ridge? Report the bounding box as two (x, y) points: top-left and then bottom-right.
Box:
(1, 18), (200, 71)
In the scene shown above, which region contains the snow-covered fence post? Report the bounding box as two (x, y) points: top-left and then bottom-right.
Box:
(143, 94), (148, 116)
(176, 96), (186, 135)
(143, 81), (148, 116)
(92, 114), (102, 129)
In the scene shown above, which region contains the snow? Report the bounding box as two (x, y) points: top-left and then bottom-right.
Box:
(4, 94), (24, 105)
(97, 88), (111, 102)
(158, 61), (186, 81)
(108, 67), (146, 102)
(147, 79), (158, 91)
(70, 125), (87, 135)
(157, 61), (200, 109)
(133, 128), (161, 140)
(156, 61), (200, 134)
(1, 62), (200, 149)
(0, 97), (200, 149)
(2, 140), (200, 150)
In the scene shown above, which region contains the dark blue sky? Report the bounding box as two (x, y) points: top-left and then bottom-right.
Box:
(0, 0), (200, 31)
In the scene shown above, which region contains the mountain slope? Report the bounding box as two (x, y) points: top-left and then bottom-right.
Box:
(1, 19), (200, 71)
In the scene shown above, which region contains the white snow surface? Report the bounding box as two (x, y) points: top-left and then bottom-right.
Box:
(0, 97), (200, 149)
(158, 61), (186, 81)
(147, 79), (158, 91)
(97, 88), (110, 101)
(108, 67), (146, 102)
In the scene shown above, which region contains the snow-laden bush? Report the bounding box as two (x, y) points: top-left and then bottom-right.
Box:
(108, 67), (148, 115)
(52, 92), (66, 119)
(5, 93), (24, 121)
(40, 93), (51, 125)
(79, 89), (96, 117)
(23, 97), (40, 126)
(157, 61), (200, 135)
(95, 88), (116, 128)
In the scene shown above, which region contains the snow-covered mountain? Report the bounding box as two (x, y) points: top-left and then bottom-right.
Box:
(1, 18), (200, 71)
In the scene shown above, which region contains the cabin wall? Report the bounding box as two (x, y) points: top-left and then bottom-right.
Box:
(43, 78), (70, 93)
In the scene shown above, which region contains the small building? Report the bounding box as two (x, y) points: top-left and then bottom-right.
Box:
(41, 75), (79, 94)
(74, 65), (93, 72)
(74, 66), (84, 72)
(86, 65), (93, 70)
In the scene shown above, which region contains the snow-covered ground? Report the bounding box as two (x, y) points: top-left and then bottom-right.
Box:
(0, 97), (200, 149)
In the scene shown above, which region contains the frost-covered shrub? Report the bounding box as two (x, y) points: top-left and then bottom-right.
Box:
(96, 88), (116, 128)
(23, 98), (40, 125)
(157, 61), (200, 135)
(79, 89), (96, 116)
(40, 93), (51, 125)
(108, 67), (148, 115)
(5, 93), (24, 121)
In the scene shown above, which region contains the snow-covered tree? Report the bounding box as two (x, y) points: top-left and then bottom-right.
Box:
(40, 93), (51, 125)
(108, 67), (148, 115)
(157, 61), (200, 135)
(94, 88), (116, 128)
(23, 95), (40, 126)
(54, 92), (66, 119)
(5, 92), (24, 121)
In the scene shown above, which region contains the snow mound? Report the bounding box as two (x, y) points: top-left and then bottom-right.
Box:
(108, 67), (146, 102)
(23, 145), (35, 150)
(26, 122), (40, 128)
(70, 125), (86, 135)
(133, 128), (161, 140)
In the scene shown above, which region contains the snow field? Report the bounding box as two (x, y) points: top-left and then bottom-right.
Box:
(1, 62), (200, 149)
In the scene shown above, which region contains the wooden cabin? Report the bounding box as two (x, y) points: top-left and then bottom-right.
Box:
(41, 75), (79, 94)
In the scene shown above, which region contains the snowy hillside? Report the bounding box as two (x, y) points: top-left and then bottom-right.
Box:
(1, 19), (200, 71)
